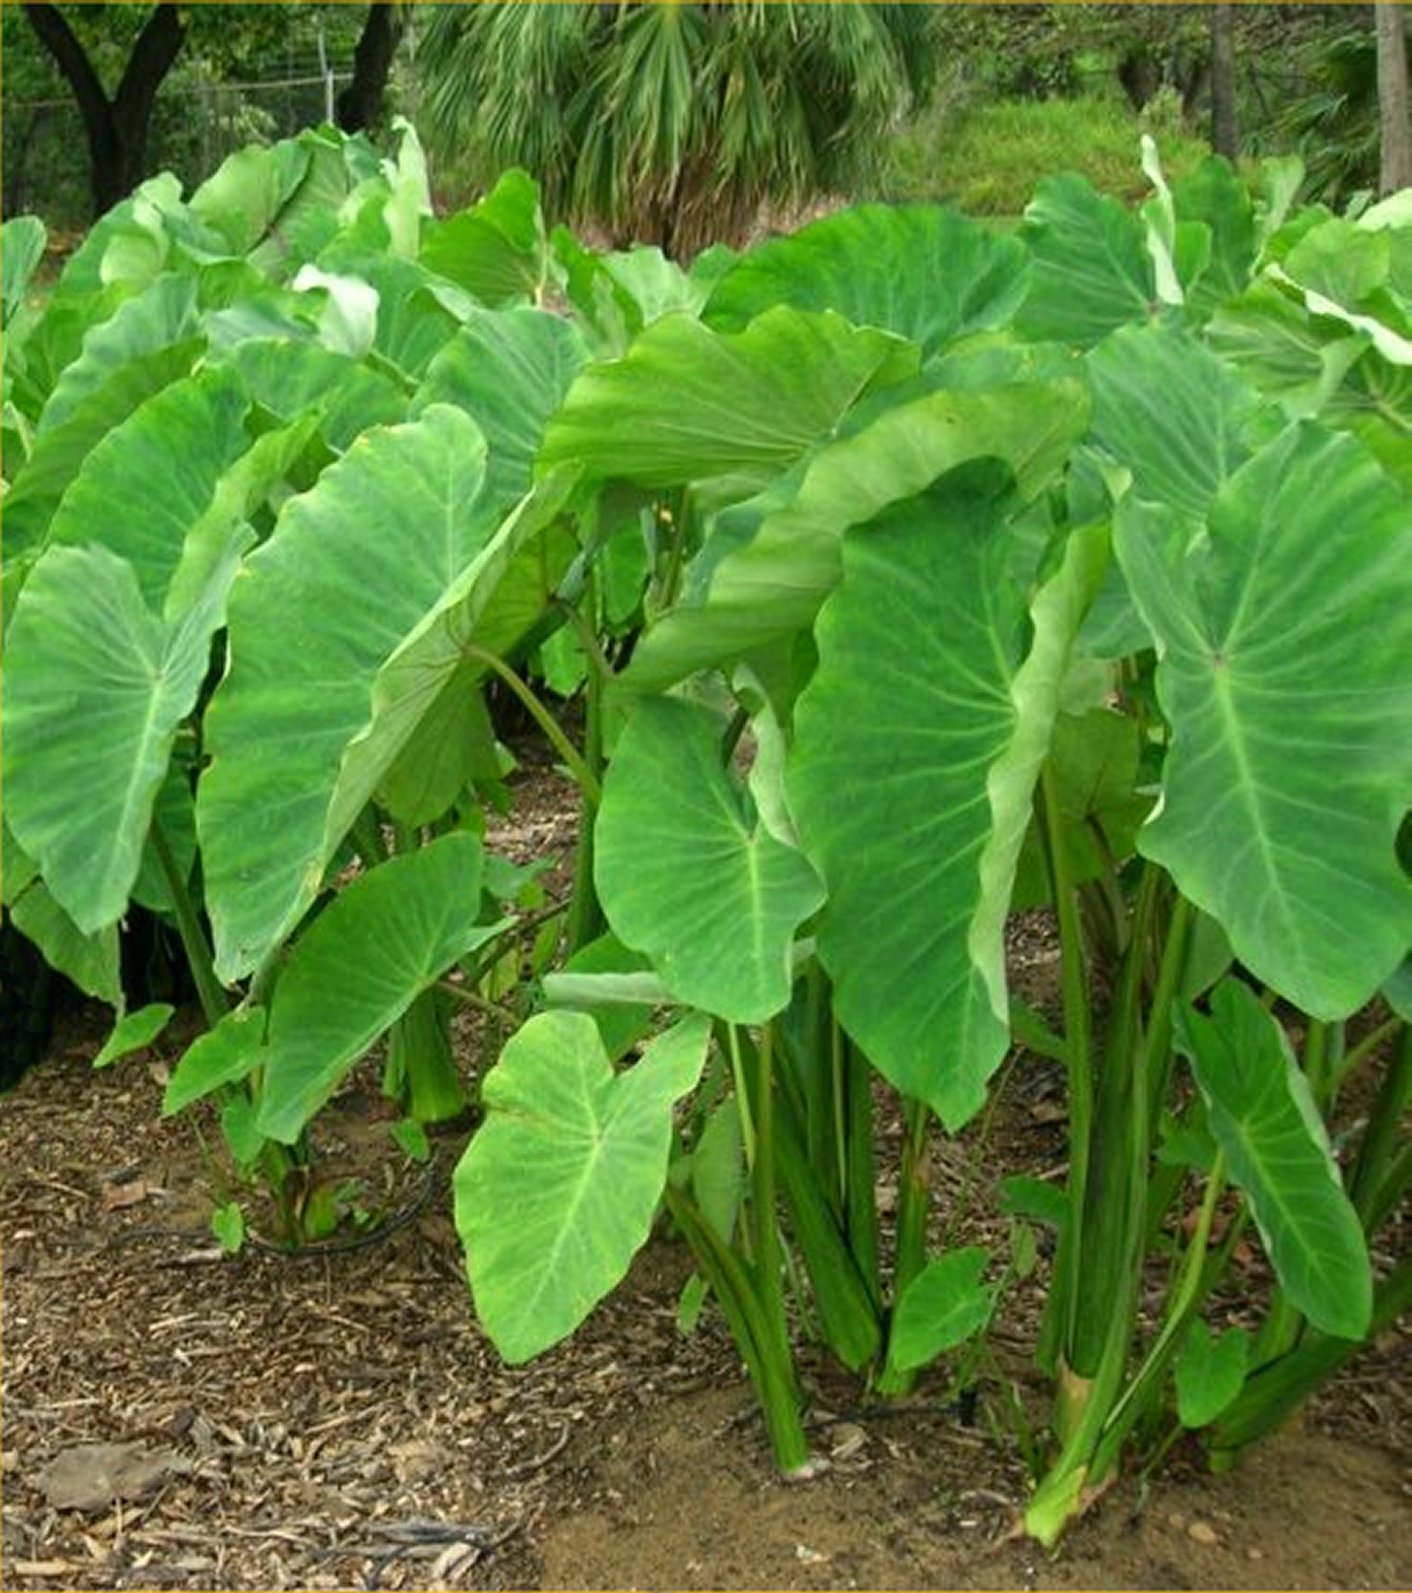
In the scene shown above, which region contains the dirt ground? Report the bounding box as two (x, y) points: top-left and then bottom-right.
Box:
(2, 771), (1409, 1592)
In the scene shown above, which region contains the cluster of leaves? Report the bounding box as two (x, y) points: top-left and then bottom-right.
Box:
(3, 120), (1408, 1540)
(2, 122), (612, 1241)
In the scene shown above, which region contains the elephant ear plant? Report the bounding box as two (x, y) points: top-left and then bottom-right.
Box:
(453, 160), (1411, 1528)
(454, 200), (1094, 1468)
(0, 127), (606, 1248)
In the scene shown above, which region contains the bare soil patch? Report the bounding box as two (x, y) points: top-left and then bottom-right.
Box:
(2, 769), (1408, 1591)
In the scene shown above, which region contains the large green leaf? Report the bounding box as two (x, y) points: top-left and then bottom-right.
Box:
(1206, 279), (1368, 420)
(1176, 980), (1371, 1339)
(313, 243), (470, 377)
(705, 203), (1029, 357)
(539, 306), (914, 489)
(413, 306), (589, 501)
(625, 378), (1089, 692)
(1170, 157), (1257, 319)
(189, 137), (314, 255)
(595, 697), (825, 1024)
(216, 338), (406, 451)
(37, 274), (200, 436)
(420, 168), (546, 307)
(198, 405), (552, 980)
(3, 337), (204, 556)
(4, 542), (242, 934)
(44, 366), (252, 610)
(323, 472), (578, 876)
(789, 481), (1109, 1129)
(1086, 325), (1261, 523)
(453, 1010), (711, 1362)
(1118, 425), (1412, 1016)
(255, 833), (501, 1143)
(1017, 173), (1156, 348)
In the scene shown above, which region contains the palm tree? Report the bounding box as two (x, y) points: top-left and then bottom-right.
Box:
(417, 2), (935, 257)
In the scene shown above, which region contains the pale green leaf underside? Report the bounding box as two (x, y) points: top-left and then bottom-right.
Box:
(595, 697), (825, 1024)
(1177, 980), (1371, 1339)
(1119, 424), (1412, 1017)
(454, 1010), (711, 1363)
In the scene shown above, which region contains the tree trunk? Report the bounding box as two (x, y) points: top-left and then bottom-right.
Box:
(1210, 3), (1240, 159)
(336, 4), (405, 135)
(23, 2), (187, 217)
(1376, 2), (1411, 195)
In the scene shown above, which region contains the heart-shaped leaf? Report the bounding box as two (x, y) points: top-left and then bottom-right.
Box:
(1175, 1321), (1251, 1428)
(595, 697), (825, 1024)
(1119, 424), (1412, 1017)
(886, 1247), (997, 1375)
(790, 481), (1108, 1129)
(454, 1010), (711, 1361)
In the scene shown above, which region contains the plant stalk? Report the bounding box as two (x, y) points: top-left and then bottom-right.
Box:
(150, 819), (228, 1030)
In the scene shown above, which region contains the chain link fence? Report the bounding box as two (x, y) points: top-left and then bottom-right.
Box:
(3, 45), (354, 232)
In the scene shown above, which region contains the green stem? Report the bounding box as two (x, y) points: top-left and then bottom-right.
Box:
(727, 1022), (757, 1170)
(1036, 762), (1092, 1375)
(1089, 1151), (1227, 1480)
(1360, 1139), (1412, 1236)
(1065, 865), (1161, 1384)
(1302, 1018), (1332, 1106)
(150, 820), (227, 1030)
(664, 1184), (811, 1474)
(843, 1033), (882, 1312)
(1350, 1026), (1408, 1225)
(876, 1096), (931, 1396)
(566, 599), (606, 955)
(464, 646), (601, 806)
(553, 594), (617, 687)
(1141, 891), (1194, 1136)
(658, 491), (690, 611)
(435, 978), (520, 1027)
(753, 1023), (788, 1363)
(1332, 1016), (1403, 1099)
(349, 804), (389, 870)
